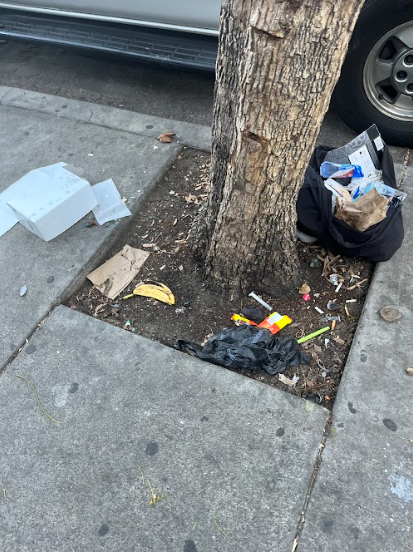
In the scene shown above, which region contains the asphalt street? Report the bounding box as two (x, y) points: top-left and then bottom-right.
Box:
(0, 39), (215, 125)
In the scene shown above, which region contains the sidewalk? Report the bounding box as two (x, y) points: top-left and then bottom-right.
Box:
(299, 165), (413, 551)
(0, 87), (412, 551)
(0, 306), (328, 552)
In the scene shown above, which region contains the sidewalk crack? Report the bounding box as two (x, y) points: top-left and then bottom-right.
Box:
(291, 413), (332, 552)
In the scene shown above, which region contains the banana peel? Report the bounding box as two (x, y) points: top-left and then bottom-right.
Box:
(123, 282), (175, 305)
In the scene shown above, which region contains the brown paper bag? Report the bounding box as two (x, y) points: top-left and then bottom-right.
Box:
(335, 188), (389, 232)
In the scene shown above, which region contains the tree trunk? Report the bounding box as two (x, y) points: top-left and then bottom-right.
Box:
(193, 0), (364, 297)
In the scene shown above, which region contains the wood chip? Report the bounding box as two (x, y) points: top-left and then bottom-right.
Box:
(93, 303), (107, 317)
(279, 374), (295, 386)
(333, 337), (345, 345)
(185, 194), (197, 203)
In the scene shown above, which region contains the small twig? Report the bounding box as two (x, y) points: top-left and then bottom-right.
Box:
(16, 375), (62, 424)
(139, 466), (166, 507)
(212, 516), (227, 537)
(191, 521), (198, 531)
(2, 486), (7, 500)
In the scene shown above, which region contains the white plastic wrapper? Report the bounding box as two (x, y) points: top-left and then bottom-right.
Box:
(92, 179), (132, 225)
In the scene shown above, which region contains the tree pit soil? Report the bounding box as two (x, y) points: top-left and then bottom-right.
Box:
(67, 149), (373, 410)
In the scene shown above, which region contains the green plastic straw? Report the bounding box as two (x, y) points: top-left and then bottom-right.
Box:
(297, 326), (330, 344)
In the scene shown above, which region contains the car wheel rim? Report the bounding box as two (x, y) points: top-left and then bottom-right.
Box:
(363, 21), (413, 121)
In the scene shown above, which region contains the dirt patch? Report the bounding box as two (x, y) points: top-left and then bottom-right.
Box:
(67, 149), (373, 409)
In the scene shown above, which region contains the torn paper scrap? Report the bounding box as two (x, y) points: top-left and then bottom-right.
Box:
(1, 163), (97, 241)
(92, 179), (132, 225)
(87, 245), (149, 299)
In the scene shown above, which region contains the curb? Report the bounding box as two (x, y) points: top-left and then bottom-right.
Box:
(0, 85), (212, 152)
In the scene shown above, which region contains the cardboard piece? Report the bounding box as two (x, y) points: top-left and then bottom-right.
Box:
(87, 245), (149, 299)
(4, 163), (97, 241)
(92, 179), (132, 225)
(335, 188), (389, 232)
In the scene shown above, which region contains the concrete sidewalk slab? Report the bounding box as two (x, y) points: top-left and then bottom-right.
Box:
(0, 85), (212, 152)
(0, 104), (179, 371)
(298, 167), (413, 552)
(0, 306), (328, 552)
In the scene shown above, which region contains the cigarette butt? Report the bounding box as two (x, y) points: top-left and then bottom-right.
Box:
(248, 291), (272, 311)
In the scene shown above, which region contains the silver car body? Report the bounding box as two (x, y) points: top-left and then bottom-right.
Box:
(0, 1), (221, 35)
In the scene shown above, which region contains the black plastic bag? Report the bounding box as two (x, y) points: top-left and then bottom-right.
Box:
(177, 325), (309, 375)
(297, 146), (404, 262)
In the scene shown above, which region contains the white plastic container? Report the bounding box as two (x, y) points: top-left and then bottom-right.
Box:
(7, 163), (97, 241)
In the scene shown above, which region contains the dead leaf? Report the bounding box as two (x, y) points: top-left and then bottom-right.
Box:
(298, 282), (311, 294)
(158, 132), (176, 143)
(313, 344), (322, 354)
(333, 336), (345, 345)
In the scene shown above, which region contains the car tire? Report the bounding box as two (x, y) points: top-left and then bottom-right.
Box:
(334, 0), (413, 147)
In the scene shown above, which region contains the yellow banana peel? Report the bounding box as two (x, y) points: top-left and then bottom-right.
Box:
(123, 282), (175, 305)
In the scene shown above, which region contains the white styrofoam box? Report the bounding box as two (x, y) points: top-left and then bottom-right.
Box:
(6, 164), (97, 241)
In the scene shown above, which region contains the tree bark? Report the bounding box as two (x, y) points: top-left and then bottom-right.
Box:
(193, 0), (365, 297)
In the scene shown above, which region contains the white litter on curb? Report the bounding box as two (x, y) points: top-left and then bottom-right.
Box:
(92, 179), (132, 226)
(0, 163), (131, 241)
